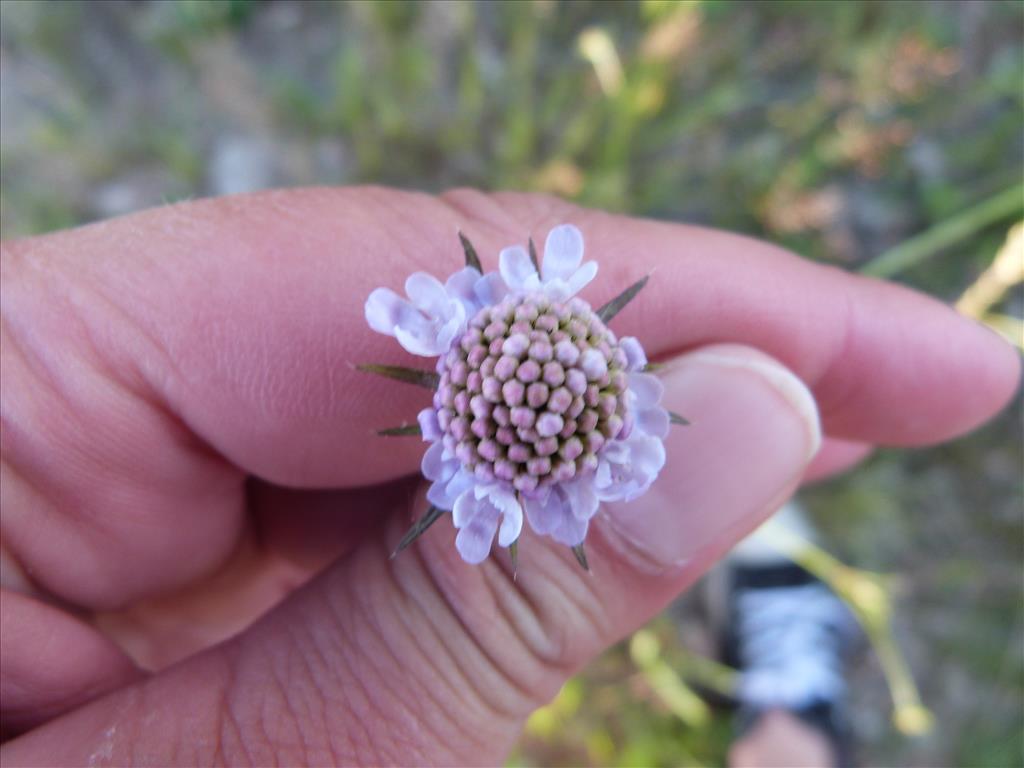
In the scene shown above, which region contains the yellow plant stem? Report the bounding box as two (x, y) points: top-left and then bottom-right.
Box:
(758, 527), (934, 736)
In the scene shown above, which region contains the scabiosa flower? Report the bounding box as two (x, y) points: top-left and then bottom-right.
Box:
(364, 225), (684, 567)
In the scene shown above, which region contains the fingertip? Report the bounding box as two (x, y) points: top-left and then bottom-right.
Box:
(802, 437), (873, 483)
(602, 344), (820, 571)
(975, 318), (1022, 413)
(937, 311), (1021, 440)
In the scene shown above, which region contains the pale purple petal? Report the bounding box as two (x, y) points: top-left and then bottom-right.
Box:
(630, 436), (666, 484)
(405, 272), (451, 314)
(365, 288), (406, 334)
(563, 261), (598, 297)
(418, 408), (442, 441)
(477, 483), (521, 519)
(474, 271), (508, 307)
(384, 297), (456, 356)
(435, 315), (464, 351)
(394, 324), (446, 356)
(456, 516), (500, 563)
(562, 479), (600, 521)
(368, 270), (469, 357)
(499, 245), (541, 292)
(497, 502), (523, 546)
(595, 434), (666, 502)
(524, 488), (570, 535)
(539, 278), (572, 302)
(451, 484), (523, 560)
(428, 468), (476, 510)
(476, 484), (522, 547)
(542, 224), (584, 281)
(593, 470), (626, 503)
(636, 406), (670, 439)
(421, 441), (455, 482)
(538, 271), (595, 301)
(628, 372), (664, 409)
(552, 513), (589, 547)
(447, 468), (477, 499)
(619, 337), (647, 371)
(524, 487), (590, 546)
(426, 480), (450, 509)
(453, 490), (501, 564)
(445, 267), (483, 314)
(452, 487), (479, 527)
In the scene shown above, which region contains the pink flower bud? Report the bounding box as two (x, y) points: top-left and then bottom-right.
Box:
(537, 412), (564, 438)
(502, 379), (525, 406)
(527, 382), (550, 409)
(516, 359), (542, 383)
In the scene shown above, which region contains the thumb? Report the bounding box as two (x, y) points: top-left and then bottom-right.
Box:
(602, 342), (822, 568)
(2, 344), (821, 767)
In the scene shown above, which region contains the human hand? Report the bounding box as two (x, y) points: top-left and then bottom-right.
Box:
(1, 188), (1017, 765)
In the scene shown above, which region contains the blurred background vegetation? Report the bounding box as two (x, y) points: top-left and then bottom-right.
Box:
(1, 1), (1021, 765)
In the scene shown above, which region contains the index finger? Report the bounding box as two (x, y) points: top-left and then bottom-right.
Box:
(3, 186), (1017, 490)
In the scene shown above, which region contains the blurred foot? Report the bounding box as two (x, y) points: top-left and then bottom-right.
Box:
(719, 502), (858, 768)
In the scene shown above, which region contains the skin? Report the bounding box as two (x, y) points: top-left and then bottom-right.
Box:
(729, 710), (837, 767)
(0, 187), (1017, 765)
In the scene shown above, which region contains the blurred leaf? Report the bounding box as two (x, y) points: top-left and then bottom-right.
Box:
(630, 630), (711, 728)
(861, 184), (1024, 278)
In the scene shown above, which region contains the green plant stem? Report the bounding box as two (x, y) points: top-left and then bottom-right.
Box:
(860, 184), (1023, 278)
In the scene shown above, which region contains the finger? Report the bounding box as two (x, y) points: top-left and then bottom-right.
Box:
(1, 344), (823, 765)
(2, 188), (1017, 611)
(576, 202), (1020, 448)
(801, 437), (873, 483)
(91, 478), (420, 671)
(0, 590), (139, 737)
(4, 188), (1015, 487)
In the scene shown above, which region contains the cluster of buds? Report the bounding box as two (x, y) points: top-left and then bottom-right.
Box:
(436, 295), (631, 493)
(364, 224), (681, 566)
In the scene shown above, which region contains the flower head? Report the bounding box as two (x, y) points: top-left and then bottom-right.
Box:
(365, 225), (676, 565)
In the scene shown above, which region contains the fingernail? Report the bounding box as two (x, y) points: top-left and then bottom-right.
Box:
(603, 343), (821, 569)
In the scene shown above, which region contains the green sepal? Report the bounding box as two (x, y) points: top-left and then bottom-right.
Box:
(358, 363), (440, 389)
(458, 231), (483, 272)
(596, 275), (650, 324)
(571, 543), (590, 571)
(377, 424), (422, 437)
(508, 539), (519, 576)
(528, 237), (540, 272)
(643, 362), (664, 373)
(392, 505), (448, 558)
(668, 411), (690, 426)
